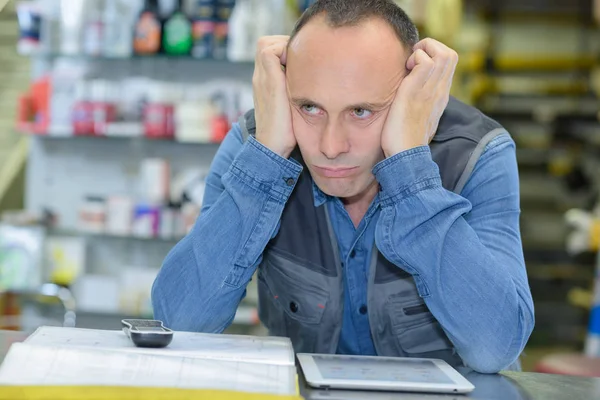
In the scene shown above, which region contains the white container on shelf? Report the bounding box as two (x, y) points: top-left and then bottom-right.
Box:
(102, 0), (135, 58)
(78, 196), (106, 234)
(59, 0), (86, 55)
(140, 158), (171, 206)
(227, 0), (253, 62)
(83, 0), (104, 56)
(105, 196), (134, 236)
(175, 99), (213, 143)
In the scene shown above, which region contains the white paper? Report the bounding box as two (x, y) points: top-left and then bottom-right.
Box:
(0, 343), (296, 395)
(26, 326), (295, 366)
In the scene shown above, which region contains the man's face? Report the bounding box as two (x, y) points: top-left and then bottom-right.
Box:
(287, 16), (409, 200)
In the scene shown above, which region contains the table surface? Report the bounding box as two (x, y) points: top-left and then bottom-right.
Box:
(299, 367), (600, 400)
(1, 330), (599, 399)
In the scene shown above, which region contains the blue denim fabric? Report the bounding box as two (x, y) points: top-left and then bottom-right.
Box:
(152, 123), (534, 373)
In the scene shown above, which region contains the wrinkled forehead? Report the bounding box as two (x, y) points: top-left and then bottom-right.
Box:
(286, 16), (409, 107)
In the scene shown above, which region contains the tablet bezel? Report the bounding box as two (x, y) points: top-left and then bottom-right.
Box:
(297, 353), (475, 394)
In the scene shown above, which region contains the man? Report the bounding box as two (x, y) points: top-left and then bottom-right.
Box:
(152, 0), (534, 374)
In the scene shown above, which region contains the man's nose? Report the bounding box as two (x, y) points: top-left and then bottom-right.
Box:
(319, 121), (350, 160)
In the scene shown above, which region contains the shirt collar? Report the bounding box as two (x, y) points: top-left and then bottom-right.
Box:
(312, 181), (330, 207)
(311, 181), (381, 213)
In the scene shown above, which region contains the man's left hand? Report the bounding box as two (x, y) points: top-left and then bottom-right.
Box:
(381, 38), (459, 158)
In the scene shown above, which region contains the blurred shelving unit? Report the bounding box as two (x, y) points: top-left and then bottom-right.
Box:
(13, 0), (262, 334)
(452, 0), (600, 349)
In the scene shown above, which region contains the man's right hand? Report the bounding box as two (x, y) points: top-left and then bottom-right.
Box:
(253, 36), (296, 159)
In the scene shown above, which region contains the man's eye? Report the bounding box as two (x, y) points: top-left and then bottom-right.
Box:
(301, 104), (321, 115)
(352, 108), (373, 119)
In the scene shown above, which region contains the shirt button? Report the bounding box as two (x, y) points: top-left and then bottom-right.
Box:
(290, 301), (299, 313)
(359, 305), (368, 315)
(285, 178), (295, 186)
(350, 250), (356, 258)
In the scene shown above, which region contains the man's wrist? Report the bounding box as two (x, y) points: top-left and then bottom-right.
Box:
(230, 136), (303, 202)
(374, 146), (441, 202)
(383, 137), (428, 159)
(254, 136), (295, 159)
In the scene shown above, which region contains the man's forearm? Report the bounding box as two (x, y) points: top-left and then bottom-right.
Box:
(374, 144), (534, 373)
(152, 136), (302, 332)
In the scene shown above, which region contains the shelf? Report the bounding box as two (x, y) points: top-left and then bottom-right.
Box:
(21, 132), (223, 147)
(460, 53), (598, 73)
(48, 228), (184, 244)
(479, 95), (600, 120)
(23, 52), (254, 65)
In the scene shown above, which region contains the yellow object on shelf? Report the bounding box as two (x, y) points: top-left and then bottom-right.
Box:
(589, 219), (600, 252)
(567, 287), (593, 310)
(0, 386), (303, 400)
(494, 56), (596, 72)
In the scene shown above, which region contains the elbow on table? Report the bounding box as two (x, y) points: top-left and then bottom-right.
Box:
(464, 325), (534, 374)
(150, 278), (203, 332)
(150, 258), (192, 331)
(465, 353), (519, 374)
(150, 237), (201, 330)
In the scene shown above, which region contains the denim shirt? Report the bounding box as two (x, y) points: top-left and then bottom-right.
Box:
(152, 123), (535, 373)
(315, 185), (380, 356)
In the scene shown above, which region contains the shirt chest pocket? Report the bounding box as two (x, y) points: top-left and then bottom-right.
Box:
(257, 250), (330, 353)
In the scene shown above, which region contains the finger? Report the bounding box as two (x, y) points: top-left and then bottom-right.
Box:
(256, 35), (291, 50)
(256, 36), (290, 60)
(412, 38), (450, 60)
(413, 38), (454, 76)
(259, 42), (289, 73)
(405, 49), (435, 88)
(415, 42), (458, 91)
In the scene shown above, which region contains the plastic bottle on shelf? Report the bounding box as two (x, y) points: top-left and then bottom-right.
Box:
(190, 0), (216, 59)
(90, 80), (117, 136)
(72, 81), (94, 136)
(226, 0), (252, 62)
(209, 93), (230, 143)
(143, 82), (175, 139)
(163, 0), (193, 55)
(134, 0), (162, 55)
(251, 0), (273, 49)
(212, 0), (235, 60)
(102, 0), (135, 58)
(59, 0), (86, 55)
(106, 196), (134, 236)
(83, 0), (104, 56)
(140, 158), (171, 206)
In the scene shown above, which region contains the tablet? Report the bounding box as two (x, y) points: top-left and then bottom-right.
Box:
(297, 353), (475, 394)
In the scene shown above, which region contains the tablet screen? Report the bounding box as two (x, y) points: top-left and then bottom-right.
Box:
(313, 355), (454, 384)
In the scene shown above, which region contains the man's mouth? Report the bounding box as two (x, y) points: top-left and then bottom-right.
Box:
(313, 166), (359, 178)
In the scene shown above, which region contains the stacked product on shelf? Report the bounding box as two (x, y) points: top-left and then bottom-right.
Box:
(17, 72), (253, 141)
(16, 0), (310, 60)
(77, 157), (205, 240)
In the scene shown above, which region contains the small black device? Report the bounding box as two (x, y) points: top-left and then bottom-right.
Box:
(121, 319), (174, 348)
